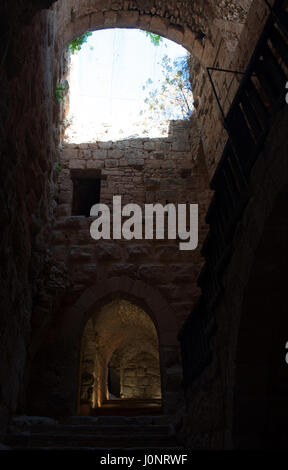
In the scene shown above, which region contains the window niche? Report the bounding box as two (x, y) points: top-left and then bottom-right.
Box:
(71, 169), (101, 217)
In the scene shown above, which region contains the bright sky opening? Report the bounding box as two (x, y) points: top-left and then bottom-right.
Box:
(65, 29), (191, 143)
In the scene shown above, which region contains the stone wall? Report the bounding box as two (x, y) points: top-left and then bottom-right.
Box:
(58, 118), (208, 211)
(121, 351), (161, 399)
(49, 118), (211, 332)
(0, 1), (61, 430)
(51, 221), (204, 328)
(25, 119), (211, 416)
(192, 0), (274, 176)
(182, 104), (288, 450)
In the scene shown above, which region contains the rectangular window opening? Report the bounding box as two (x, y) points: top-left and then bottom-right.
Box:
(71, 170), (101, 217)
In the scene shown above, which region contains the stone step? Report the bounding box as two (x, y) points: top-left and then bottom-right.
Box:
(5, 415), (181, 450)
(9, 424), (173, 436)
(4, 432), (178, 449)
(61, 415), (171, 426)
(11, 415), (171, 427)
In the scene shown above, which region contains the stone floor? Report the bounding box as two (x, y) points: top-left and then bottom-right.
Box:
(1, 415), (183, 451)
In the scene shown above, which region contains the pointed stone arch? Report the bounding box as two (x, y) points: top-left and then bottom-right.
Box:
(28, 277), (182, 416)
(59, 276), (178, 347)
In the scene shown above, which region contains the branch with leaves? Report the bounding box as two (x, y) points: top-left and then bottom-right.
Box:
(141, 54), (194, 123)
(145, 31), (164, 46)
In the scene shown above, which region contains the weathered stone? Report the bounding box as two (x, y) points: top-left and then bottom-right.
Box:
(92, 149), (107, 159)
(69, 159), (86, 169)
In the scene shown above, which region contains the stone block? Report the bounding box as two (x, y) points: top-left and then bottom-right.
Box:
(87, 161), (104, 169)
(137, 264), (173, 283)
(69, 160), (86, 169)
(144, 141), (155, 150)
(92, 149), (107, 159)
(116, 10), (139, 27)
(105, 159), (119, 168)
(108, 149), (124, 158)
(94, 241), (123, 261)
(153, 151), (165, 160)
(167, 24), (184, 44)
(128, 159), (144, 168)
(104, 10), (117, 26)
(150, 16), (169, 36)
(62, 148), (78, 159)
(172, 140), (189, 152)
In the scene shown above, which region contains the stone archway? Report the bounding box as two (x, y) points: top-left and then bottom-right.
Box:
(27, 277), (182, 416)
(61, 12), (198, 57)
(65, 276), (181, 415)
(55, 0), (253, 58)
(79, 298), (162, 414)
(64, 276), (178, 346)
(52, 0), (255, 176)
(56, 1), (213, 60)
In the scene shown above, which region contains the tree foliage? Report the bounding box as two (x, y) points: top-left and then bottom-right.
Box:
(145, 32), (163, 46)
(141, 54), (193, 123)
(69, 32), (93, 54)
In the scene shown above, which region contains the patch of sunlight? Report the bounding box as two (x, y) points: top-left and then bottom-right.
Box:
(64, 29), (192, 143)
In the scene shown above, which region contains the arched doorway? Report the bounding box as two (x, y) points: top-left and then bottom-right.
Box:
(26, 277), (182, 417)
(79, 299), (162, 415)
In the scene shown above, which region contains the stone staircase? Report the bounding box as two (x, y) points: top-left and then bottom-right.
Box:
(2, 415), (183, 451)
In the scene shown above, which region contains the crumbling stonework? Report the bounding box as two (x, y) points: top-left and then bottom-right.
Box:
(58, 118), (207, 212)
(214, 0), (253, 24)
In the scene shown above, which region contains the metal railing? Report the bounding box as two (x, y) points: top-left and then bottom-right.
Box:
(179, 0), (288, 387)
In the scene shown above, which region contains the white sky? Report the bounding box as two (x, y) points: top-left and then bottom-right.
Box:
(65, 29), (188, 143)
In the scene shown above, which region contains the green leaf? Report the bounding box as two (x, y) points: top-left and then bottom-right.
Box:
(69, 32), (93, 55)
(145, 32), (163, 46)
(55, 163), (62, 173)
(55, 83), (68, 102)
